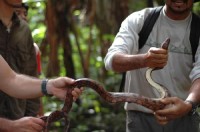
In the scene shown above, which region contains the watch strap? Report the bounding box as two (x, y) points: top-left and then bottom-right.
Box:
(185, 100), (199, 115)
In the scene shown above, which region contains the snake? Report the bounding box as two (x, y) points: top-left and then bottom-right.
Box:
(40, 38), (170, 132)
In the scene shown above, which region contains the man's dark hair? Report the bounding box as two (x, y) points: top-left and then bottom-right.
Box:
(22, 3), (29, 11)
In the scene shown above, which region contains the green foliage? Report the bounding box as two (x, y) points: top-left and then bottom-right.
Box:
(27, 0), (46, 45)
(68, 92), (126, 132)
(129, 0), (147, 12)
(193, 2), (200, 15)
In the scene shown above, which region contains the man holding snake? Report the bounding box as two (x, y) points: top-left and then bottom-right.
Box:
(0, 1), (82, 132)
(104, 0), (200, 131)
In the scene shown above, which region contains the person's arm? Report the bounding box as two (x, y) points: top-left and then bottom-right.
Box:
(186, 78), (200, 104)
(112, 38), (170, 72)
(111, 46), (168, 73)
(0, 55), (82, 100)
(0, 117), (44, 132)
(154, 78), (200, 125)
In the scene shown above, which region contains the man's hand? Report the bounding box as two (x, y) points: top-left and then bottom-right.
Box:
(144, 38), (170, 69)
(144, 47), (168, 68)
(7, 117), (45, 132)
(46, 77), (83, 100)
(154, 97), (192, 125)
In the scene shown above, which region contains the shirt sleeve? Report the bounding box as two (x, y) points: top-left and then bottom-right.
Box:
(104, 8), (152, 70)
(189, 40), (200, 82)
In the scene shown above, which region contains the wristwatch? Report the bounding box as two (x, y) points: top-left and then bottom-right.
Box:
(185, 100), (199, 115)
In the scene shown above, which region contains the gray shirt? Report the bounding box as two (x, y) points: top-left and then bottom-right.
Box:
(104, 6), (200, 113)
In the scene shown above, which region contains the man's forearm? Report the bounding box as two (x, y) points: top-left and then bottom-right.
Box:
(186, 78), (200, 103)
(0, 55), (43, 99)
(7, 74), (43, 99)
(112, 53), (146, 72)
(1, 73), (43, 99)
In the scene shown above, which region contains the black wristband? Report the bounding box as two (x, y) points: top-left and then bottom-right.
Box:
(41, 79), (51, 96)
(185, 100), (199, 115)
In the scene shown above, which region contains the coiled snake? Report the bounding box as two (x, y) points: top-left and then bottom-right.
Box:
(40, 38), (170, 132)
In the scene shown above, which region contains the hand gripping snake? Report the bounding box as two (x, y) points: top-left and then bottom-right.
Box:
(40, 38), (170, 132)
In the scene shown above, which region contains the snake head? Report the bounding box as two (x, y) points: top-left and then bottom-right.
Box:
(161, 38), (170, 50)
(154, 38), (170, 71)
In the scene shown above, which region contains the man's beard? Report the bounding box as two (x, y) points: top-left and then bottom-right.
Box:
(168, 6), (191, 14)
(171, 0), (188, 3)
(169, 0), (192, 14)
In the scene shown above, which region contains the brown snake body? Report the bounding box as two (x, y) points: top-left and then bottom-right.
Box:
(40, 38), (170, 132)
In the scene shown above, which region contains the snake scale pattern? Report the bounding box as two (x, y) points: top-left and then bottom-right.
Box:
(40, 38), (170, 132)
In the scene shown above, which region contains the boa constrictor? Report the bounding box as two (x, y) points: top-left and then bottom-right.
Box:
(40, 38), (170, 132)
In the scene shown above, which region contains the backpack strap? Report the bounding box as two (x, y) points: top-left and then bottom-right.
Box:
(119, 72), (126, 92)
(119, 7), (162, 92)
(190, 13), (200, 62)
(138, 6), (163, 48)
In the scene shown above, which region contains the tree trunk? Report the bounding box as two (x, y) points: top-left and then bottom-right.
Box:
(94, 0), (129, 81)
(42, 0), (76, 78)
(45, 0), (60, 77)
